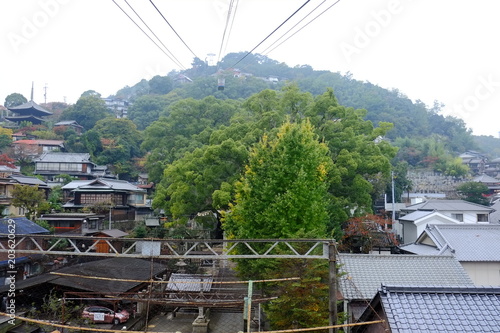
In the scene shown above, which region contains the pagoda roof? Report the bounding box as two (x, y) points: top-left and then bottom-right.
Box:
(7, 100), (52, 117)
(5, 115), (46, 124)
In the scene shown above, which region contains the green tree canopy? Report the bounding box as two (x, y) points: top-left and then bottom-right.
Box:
(456, 181), (490, 205)
(11, 184), (49, 220)
(90, 118), (143, 179)
(127, 94), (171, 130)
(61, 95), (111, 130)
(4, 93), (27, 108)
(223, 119), (334, 241)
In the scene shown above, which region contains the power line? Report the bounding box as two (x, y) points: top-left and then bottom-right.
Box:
(265, 0), (343, 56)
(229, 0), (312, 69)
(149, 0), (200, 61)
(217, 0), (240, 65)
(260, 0), (328, 55)
(111, 0), (186, 69)
(122, 0), (186, 70)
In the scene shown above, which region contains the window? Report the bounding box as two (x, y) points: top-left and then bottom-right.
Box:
(451, 213), (464, 222)
(477, 214), (489, 222)
(80, 193), (111, 204)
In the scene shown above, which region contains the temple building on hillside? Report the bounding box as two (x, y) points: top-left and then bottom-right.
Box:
(6, 84), (52, 125)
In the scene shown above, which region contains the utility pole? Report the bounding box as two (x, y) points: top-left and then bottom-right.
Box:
(391, 171), (396, 223)
(329, 241), (337, 333)
(43, 83), (48, 104)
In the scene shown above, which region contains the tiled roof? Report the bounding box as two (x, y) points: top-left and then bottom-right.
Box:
(473, 174), (500, 183)
(489, 200), (500, 223)
(34, 152), (92, 163)
(338, 254), (473, 300)
(49, 257), (165, 293)
(7, 100), (52, 116)
(402, 224), (500, 262)
(10, 175), (49, 187)
(0, 217), (49, 234)
(398, 210), (433, 222)
(62, 178), (145, 192)
(402, 199), (493, 212)
(374, 285), (500, 332)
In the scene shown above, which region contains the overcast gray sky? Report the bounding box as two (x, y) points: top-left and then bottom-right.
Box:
(1, 0), (499, 137)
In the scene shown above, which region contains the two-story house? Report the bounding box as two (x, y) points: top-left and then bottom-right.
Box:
(0, 217), (49, 283)
(0, 174), (50, 216)
(11, 139), (65, 160)
(61, 178), (151, 221)
(400, 224), (500, 285)
(33, 152), (113, 187)
(394, 199), (494, 243)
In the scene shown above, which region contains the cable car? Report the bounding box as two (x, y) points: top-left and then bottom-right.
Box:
(217, 77), (225, 91)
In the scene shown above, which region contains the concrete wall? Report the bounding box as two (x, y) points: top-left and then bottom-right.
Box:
(461, 261), (500, 285)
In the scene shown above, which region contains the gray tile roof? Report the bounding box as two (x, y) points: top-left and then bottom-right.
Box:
(473, 174), (500, 183)
(374, 285), (500, 332)
(62, 178), (145, 192)
(34, 152), (92, 163)
(338, 254), (473, 300)
(398, 210), (433, 222)
(402, 199), (493, 212)
(10, 174), (49, 187)
(401, 224), (500, 262)
(489, 200), (500, 223)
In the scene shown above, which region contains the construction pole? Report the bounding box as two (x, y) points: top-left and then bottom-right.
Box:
(329, 241), (337, 333)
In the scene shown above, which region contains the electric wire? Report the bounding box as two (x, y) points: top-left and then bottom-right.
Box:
(111, 0), (186, 69)
(0, 313), (385, 333)
(229, 0), (312, 69)
(122, 0), (186, 70)
(223, 0), (240, 61)
(260, 0), (328, 55)
(217, 0), (240, 65)
(265, 0), (342, 56)
(149, 0), (200, 60)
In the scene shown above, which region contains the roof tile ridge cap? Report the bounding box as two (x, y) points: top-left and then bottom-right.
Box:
(434, 226), (456, 254)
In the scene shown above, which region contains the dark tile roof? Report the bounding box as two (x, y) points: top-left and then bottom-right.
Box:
(0, 217), (49, 234)
(358, 285), (500, 332)
(49, 257), (166, 294)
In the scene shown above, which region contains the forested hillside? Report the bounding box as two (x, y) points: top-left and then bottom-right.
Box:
(114, 52), (480, 157)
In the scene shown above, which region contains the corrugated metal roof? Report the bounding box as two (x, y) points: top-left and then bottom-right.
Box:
(166, 273), (213, 292)
(338, 254), (473, 301)
(373, 286), (500, 332)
